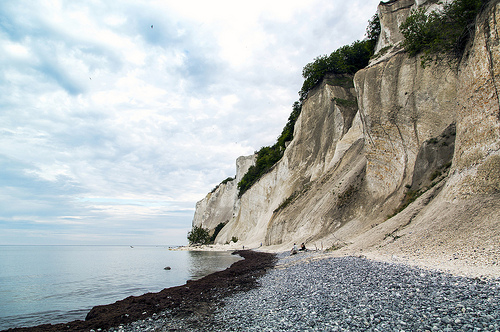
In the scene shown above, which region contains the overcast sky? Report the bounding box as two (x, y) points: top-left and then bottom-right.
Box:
(0, 0), (380, 246)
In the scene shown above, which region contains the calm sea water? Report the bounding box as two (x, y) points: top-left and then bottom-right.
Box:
(0, 245), (242, 330)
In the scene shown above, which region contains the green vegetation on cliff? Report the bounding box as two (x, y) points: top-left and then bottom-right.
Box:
(237, 101), (302, 197)
(400, 0), (487, 66)
(210, 222), (226, 242)
(211, 176), (235, 193)
(237, 14), (380, 198)
(299, 14), (380, 101)
(299, 40), (373, 101)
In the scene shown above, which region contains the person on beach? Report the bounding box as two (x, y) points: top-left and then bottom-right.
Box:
(291, 243), (298, 255)
(299, 243), (306, 251)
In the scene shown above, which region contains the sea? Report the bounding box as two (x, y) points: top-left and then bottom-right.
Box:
(0, 245), (243, 330)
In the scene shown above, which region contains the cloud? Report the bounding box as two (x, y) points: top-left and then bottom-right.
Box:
(0, 0), (380, 245)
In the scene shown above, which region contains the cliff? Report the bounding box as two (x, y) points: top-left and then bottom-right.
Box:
(192, 155), (255, 233)
(192, 0), (500, 274)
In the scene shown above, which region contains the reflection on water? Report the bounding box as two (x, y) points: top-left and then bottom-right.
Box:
(0, 246), (245, 330)
(188, 251), (243, 281)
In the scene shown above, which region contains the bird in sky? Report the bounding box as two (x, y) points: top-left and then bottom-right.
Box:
(151, 25), (153, 29)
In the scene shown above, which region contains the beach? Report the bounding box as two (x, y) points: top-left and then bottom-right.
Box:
(105, 251), (500, 332)
(5, 249), (500, 331)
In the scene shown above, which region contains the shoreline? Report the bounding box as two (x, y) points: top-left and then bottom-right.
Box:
(173, 243), (255, 251)
(3, 250), (276, 332)
(178, 242), (500, 279)
(4, 247), (499, 331)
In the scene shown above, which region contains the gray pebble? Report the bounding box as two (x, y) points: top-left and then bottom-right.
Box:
(107, 252), (500, 332)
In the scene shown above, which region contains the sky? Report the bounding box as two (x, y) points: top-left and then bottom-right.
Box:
(0, 0), (380, 246)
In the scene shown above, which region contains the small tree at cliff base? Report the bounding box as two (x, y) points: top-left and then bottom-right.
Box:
(187, 226), (211, 245)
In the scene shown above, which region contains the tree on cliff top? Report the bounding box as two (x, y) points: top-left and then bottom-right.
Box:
(299, 13), (380, 101)
(299, 40), (373, 101)
(400, 0), (487, 66)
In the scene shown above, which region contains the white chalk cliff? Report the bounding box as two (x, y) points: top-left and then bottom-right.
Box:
(192, 0), (500, 269)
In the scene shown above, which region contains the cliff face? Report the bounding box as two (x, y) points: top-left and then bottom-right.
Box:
(192, 155), (255, 233)
(213, 74), (363, 247)
(192, 0), (500, 264)
(449, 1), (500, 198)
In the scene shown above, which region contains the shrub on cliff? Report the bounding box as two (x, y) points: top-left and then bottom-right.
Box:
(210, 176), (235, 193)
(237, 144), (284, 196)
(366, 13), (381, 51)
(210, 222), (227, 243)
(237, 101), (303, 197)
(299, 14), (380, 101)
(277, 101), (302, 148)
(400, 0), (487, 66)
(299, 40), (373, 100)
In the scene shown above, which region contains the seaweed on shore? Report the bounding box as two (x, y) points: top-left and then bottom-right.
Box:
(3, 250), (277, 332)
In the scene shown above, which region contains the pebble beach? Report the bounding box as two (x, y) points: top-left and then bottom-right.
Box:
(108, 251), (500, 332)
